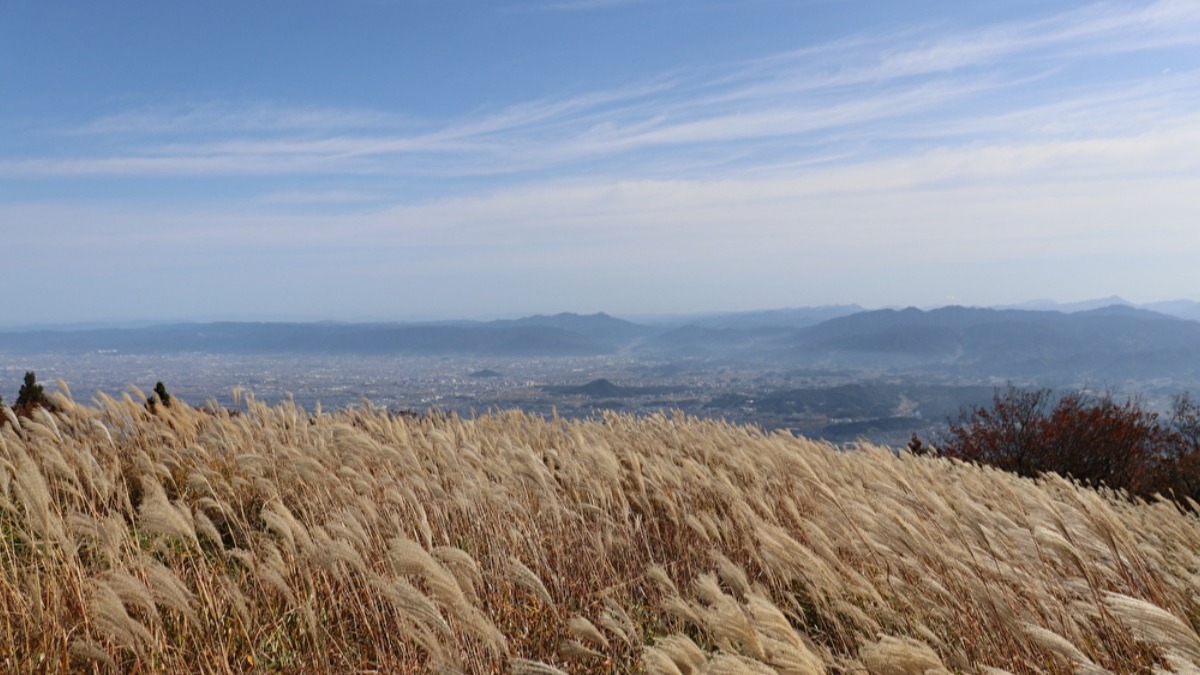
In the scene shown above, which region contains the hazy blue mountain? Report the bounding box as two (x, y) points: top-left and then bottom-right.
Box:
(491, 312), (653, 346)
(683, 305), (864, 330)
(1001, 296), (1134, 312)
(1074, 304), (1184, 321)
(1144, 300), (1200, 322)
(1000, 296), (1200, 322)
(790, 305), (1200, 381)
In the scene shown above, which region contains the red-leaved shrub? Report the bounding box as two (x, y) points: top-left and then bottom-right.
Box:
(940, 387), (1200, 505)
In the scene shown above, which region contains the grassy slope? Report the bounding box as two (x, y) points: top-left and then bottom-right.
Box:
(3, 387), (1200, 674)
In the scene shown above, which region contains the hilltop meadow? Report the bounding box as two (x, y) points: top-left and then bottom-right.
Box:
(3, 383), (1200, 673)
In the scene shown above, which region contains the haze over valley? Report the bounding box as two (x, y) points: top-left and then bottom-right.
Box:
(5, 297), (1198, 446)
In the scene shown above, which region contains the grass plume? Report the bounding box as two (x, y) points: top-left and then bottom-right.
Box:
(0, 389), (1199, 672)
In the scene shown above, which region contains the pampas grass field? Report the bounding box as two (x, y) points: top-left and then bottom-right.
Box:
(4, 384), (1200, 673)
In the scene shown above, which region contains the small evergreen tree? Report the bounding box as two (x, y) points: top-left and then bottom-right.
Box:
(147, 381), (173, 411)
(15, 371), (47, 411)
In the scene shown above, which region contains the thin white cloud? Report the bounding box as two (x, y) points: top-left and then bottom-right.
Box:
(8, 0), (1200, 321)
(4, 0), (1199, 186)
(7, 109), (1198, 319)
(704, 0), (1200, 100)
(188, 123), (1183, 274)
(71, 101), (402, 136)
(0, 154), (380, 176)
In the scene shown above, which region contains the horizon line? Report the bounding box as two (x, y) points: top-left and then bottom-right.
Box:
(1, 295), (1196, 331)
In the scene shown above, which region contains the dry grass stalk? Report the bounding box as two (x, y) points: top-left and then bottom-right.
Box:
(2, 390), (1200, 672)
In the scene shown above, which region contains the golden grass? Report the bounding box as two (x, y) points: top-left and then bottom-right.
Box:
(3, 387), (1200, 673)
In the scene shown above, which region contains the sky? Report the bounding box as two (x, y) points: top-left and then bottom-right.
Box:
(2, 0), (1199, 325)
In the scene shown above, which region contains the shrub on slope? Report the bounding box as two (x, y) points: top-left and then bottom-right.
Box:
(941, 387), (1200, 504)
(1, 386), (1199, 673)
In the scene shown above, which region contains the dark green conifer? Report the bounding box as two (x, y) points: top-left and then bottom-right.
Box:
(154, 381), (172, 407)
(15, 371), (46, 410)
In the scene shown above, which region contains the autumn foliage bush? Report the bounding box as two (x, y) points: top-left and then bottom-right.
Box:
(940, 386), (1200, 504)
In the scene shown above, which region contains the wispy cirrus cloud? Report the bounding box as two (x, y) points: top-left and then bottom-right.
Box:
(4, 0), (1200, 189)
(71, 101), (403, 136)
(8, 116), (1197, 317)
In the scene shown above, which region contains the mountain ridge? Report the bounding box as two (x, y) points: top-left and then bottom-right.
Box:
(2, 304), (1198, 387)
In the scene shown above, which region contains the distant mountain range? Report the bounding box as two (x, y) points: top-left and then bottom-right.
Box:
(784, 304), (1200, 382)
(665, 305), (865, 329)
(3, 302), (1199, 387)
(1000, 296), (1200, 321)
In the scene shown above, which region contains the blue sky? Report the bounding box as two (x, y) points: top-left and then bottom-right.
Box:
(2, 0), (1199, 324)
